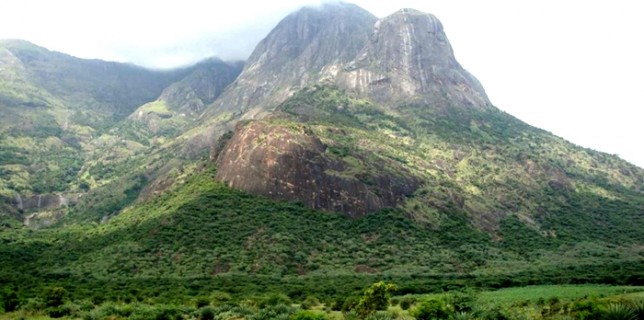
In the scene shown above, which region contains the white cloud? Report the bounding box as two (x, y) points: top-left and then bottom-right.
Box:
(0, 0), (642, 167)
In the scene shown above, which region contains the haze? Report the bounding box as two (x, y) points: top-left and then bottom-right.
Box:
(1, 0), (642, 168)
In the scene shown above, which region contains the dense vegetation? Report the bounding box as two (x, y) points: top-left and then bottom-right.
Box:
(1, 282), (643, 319)
(1, 39), (643, 319)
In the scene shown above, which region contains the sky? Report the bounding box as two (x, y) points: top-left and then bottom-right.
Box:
(1, 0), (642, 168)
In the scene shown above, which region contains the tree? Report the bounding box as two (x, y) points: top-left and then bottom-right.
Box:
(355, 281), (396, 318)
(1, 289), (19, 312)
(411, 298), (453, 320)
(44, 287), (67, 308)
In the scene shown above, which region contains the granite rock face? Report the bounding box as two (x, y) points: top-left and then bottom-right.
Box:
(208, 5), (492, 216)
(159, 59), (243, 117)
(129, 59), (243, 132)
(203, 3), (377, 119)
(215, 121), (419, 217)
(330, 9), (491, 109)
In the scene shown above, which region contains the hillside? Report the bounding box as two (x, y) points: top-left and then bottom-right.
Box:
(0, 41), (242, 223)
(0, 2), (642, 315)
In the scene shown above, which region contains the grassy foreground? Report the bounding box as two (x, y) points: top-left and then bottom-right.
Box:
(1, 284), (643, 319)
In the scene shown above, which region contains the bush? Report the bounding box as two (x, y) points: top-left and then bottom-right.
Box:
(199, 306), (216, 320)
(1, 289), (19, 312)
(210, 291), (232, 306)
(259, 293), (292, 308)
(44, 287), (68, 308)
(450, 290), (476, 312)
(627, 299), (644, 319)
(355, 281), (396, 318)
(19, 298), (45, 312)
(47, 304), (75, 318)
(411, 298), (452, 320)
(364, 311), (397, 320)
(252, 303), (294, 320)
(290, 310), (325, 320)
(342, 296), (360, 312)
(571, 299), (604, 320)
(195, 296), (210, 308)
(399, 296), (415, 310)
(300, 296), (320, 310)
(603, 303), (636, 320)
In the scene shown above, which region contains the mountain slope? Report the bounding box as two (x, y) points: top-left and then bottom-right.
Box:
(205, 3), (377, 119)
(0, 2), (642, 305)
(0, 40), (241, 222)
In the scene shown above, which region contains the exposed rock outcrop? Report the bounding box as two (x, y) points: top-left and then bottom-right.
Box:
(203, 3), (377, 120)
(129, 58), (243, 133)
(11, 192), (82, 212)
(205, 5), (491, 215)
(215, 121), (419, 217)
(330, 9), (491, 109)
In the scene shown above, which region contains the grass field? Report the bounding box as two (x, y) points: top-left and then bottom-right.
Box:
(475, 284), (644, 306)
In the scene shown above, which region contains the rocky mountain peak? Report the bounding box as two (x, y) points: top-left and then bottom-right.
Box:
(329, 8), (491, 108)
(201, 3), (377, 120)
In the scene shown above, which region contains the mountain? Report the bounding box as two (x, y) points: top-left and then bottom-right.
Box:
(129, 58), (243, 135)
(212, 6), (643, 230)
(205, 3), (377, 119)
(0, 2), (642, 308)
(0, 40), (242, 222)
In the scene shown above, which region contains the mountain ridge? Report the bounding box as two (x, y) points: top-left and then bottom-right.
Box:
(0, 3), (642, 308)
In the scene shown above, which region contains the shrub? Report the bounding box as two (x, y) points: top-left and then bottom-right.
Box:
(450, 290), (476, 312)
(195, 296), (210, 308)
(300, 296), (320, 310)
(627, 299), (644, 319)
(475, 306), (510, 320)
(20, 298), (45, 312)
(603, 303), (636, 320)
(399, 297), (415, 310)
(342, 296), (360, 312)
(355, 281), (396, 318)
(571, 299), (604, 320)
(452, 311), (473, 320)
(364, 311), (396, 320)
(199, 306), (216, 320)
(411, 299), (452, 320)
(331, 296), (345, 311)
(252, 303), (294, 320)
(47, 304), (75, 318)
(44, 287), (68, 308)
(1, 289), (19, 312)
(259, 293), (292, 308)
(290, 310), (325, 320)
(210, 291), (232, 306)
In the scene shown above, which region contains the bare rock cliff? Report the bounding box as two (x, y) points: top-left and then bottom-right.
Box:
(202, 3), (377, 120)
(329, 8), (491, 108)
(214, 121), (419, 217)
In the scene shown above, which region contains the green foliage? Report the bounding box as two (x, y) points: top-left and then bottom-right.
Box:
(210, 291), (232, 306)
(355, 282), (396, 318)
(411, 298), (453, 320)
(449, 290), (477, 313)
(290, 310), (325, 320)
(399, 297), (415, 310)
(194, 296), (210, 308)
(603, 303), (637, 320)
(199, 306), (216, 320)
(1, 289), (19, 312)
(300, 296), (320, 310)
(259, 293), (292, 308)
(43, 287), (67, 308)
